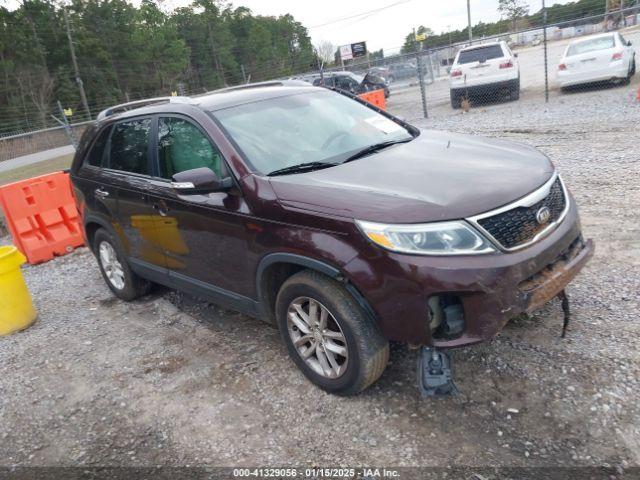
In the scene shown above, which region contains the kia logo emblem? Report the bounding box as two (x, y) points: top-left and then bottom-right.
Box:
(536, 206), (551, 225)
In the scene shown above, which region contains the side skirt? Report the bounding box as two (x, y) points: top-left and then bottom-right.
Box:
(129, 258), (260, 318)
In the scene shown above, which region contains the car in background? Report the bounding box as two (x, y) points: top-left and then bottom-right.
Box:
(292, 74), (321, 84)
(368, 66), (390, 80)
(449, 41), (520, 109)
(557, 32), (636, 90)
(387, 63), (418, 83)
(313, 71), (390, 98)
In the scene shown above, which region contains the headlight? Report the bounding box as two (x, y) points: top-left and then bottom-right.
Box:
(356, 220), (496, 255)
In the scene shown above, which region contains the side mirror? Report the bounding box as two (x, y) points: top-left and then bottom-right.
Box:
(628, 40), (633, 47)
(171, 167), (232, 193)
(514, 53), (519, 58)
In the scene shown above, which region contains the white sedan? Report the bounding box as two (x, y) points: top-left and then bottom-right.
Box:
(557, 32), (636, 89)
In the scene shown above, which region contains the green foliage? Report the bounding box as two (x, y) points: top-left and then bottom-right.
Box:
(498, 0), (530, 27)
(400, 26), (434, 54)
(0, 0), (317, 135)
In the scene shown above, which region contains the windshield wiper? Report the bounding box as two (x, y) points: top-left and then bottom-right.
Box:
(342, 138), (413, 164)
(268, 161), (338, 176)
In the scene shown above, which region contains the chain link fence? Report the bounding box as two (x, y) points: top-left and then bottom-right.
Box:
(1, 7), (639, 163)
(304, 8), (640, 122)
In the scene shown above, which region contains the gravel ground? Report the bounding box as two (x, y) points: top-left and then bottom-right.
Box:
(1, 83), (639, 478)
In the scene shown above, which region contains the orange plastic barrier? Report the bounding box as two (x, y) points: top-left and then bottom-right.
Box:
(358, 89), (386, 110)
(0, 171), (84, 264)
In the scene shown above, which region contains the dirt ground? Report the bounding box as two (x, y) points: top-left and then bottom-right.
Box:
(1, 82), (639, 479)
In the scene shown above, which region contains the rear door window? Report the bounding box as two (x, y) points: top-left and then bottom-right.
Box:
(567, 36), (615, 56)
(85, 126), (111, 167)
(457, 45), (504, 64)
(108, 118), (152, 175)
(157, 117), (225, 179)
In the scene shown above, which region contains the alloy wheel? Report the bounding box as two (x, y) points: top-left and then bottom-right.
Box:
(98, 241), (125, 290)
(287, 296), (349, 379)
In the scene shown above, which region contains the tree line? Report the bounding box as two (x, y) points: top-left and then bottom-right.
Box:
(0, 0), (317, 135)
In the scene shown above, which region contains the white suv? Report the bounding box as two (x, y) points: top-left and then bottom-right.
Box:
(449, 41), (520, 108)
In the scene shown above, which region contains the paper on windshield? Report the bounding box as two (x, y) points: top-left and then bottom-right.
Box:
(364, 116), (404, 134)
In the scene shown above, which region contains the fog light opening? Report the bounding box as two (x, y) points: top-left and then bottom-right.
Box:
(429, 294), (465, 339)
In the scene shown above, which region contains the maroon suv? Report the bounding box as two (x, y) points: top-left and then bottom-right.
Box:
(70, 83), (594, 396)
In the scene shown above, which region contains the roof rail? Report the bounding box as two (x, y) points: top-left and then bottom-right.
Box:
(197, 79), (311, 97)
(96, 96), (191, 120)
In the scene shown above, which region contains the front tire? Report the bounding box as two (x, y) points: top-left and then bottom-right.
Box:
(93, 228), (150, 301)
(275, 270), (389, 396)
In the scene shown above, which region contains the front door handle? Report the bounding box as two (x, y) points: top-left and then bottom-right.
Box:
(95, 188), (109, 198)
(152, 202), (169, 217)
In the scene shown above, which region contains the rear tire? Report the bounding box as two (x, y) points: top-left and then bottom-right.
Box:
(93, 228), (151, 301)
(630, 58), (636, 78)
(450, 91), (461, 109)
(275, 270), (389, 396)
(510, 79), (521, 101)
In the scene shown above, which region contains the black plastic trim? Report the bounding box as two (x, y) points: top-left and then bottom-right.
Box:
(255, 252), (379, 326)
(83, 214), (122, 251)
(129, 258), (259, 317)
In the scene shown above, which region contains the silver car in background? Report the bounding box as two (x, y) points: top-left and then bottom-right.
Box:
(557, 32), (636, 89)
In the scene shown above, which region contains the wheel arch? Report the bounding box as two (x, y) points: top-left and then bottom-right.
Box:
(255, 253), (378, 328)
(83, 214), (125, 254)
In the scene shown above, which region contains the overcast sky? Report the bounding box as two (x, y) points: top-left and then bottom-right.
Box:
(230, 0), (551, 53)
(185, 0), (575, 53)
(5, 0), (574, 54)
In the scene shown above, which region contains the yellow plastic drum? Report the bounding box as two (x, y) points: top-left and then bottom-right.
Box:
(0, 245), (37, 335)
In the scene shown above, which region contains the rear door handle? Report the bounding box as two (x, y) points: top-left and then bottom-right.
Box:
(95, 188), (109, 198)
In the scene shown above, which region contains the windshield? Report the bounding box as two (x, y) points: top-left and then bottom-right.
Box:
(566, 36), (615, 56)
(212, 90), (413, 175)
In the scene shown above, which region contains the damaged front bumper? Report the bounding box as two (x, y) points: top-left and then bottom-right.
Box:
(344, 197), (594, 347)
(431, 232), (594, 348)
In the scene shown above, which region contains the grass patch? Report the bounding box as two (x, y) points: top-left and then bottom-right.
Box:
(0, 154), (74, 186)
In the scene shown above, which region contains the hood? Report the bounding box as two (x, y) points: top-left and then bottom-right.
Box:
(269, 130), (554, 223)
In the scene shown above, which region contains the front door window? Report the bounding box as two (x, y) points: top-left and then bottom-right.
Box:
(157, 117), (224, 179)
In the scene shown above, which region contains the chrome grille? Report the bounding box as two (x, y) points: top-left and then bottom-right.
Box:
(473, 177), (567, 250)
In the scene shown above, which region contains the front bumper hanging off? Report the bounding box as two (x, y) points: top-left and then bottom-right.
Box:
(417, 285), (576, 398)
(417, 347), (458, 397)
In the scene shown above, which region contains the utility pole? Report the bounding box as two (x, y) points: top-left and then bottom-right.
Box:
(543, 0), (549, 103)
(447, 25), (452, 65)
(63, 8), (91, 120)
(467, 0), (472, 43)
(413, 28), (428, 118)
